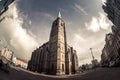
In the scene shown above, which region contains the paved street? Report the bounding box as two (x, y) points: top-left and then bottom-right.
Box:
(0, 67), (120, 80)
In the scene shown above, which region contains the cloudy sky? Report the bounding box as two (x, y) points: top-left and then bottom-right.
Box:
(0, 0), (112, 65)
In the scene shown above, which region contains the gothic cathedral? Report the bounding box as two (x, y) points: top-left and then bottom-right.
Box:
(27, 12), (79, 75)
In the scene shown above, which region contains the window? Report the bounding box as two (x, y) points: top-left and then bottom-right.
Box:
(61, 23), (63, 26)
(58, 43), (60, 48)
(62, 64), (64, 72)
(62, 55), (64, 58)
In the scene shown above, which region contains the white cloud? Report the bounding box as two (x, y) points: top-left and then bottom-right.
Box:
(85, 17), (100, 32)
(35, 12), (54, 21)
(0, 2), (39, 60)
(85, 13), (111, 32)
(70, 31), (106, 65)
(99, 13), (110, 29)
(43, 12), (54, 20)
(73, 3), (88, 15)
(66, 21), (111, 65)
(101, 0), (106, 5)
(0, 1), (111, 66)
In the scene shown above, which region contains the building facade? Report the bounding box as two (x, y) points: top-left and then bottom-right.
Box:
(101, 26), (120, 67)
(0, 0), (14, 22)
(0, 0), (14, 16)
(103, 0), (120, 27)
(0, 47), (13, 61)
(27, 12), (79, 75)
(13, 57), (28, 69)
(101, 0), (120, 67)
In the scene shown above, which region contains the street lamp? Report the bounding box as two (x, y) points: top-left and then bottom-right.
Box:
(90, 48), (95, 61)
(90, 48), (97, 69)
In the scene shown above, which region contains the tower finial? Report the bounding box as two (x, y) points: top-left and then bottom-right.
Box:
(58, 11), (62, 18)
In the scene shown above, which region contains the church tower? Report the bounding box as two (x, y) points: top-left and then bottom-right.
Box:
(49, 12), (67, 75)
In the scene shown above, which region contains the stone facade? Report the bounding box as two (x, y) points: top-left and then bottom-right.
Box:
(0, 47), (13, 61)
(27, 12), (79, 75)
(102, 0), (120, 67)
(101, 26), (120, 67)
(103, 0), (120, 27)
(27, 42), (49, 73)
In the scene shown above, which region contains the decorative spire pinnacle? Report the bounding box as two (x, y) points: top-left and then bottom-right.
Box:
(58, 11), (62, 18)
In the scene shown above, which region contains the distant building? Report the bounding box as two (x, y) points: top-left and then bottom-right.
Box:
(27, 12), (79, 75)
(14, 57), (28, 69)
(79, 64), (93, 72)
(91, 59), (99, 68)
(0, 47), (13, 61)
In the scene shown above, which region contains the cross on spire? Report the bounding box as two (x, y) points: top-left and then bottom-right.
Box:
(58, 11), (62, 18)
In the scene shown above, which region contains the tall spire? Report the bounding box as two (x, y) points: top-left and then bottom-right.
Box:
(58, 11), (62, 18)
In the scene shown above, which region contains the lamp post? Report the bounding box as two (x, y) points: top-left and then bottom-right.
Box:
(90, 48), (96, 69)
(90, 48), (95, 61)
